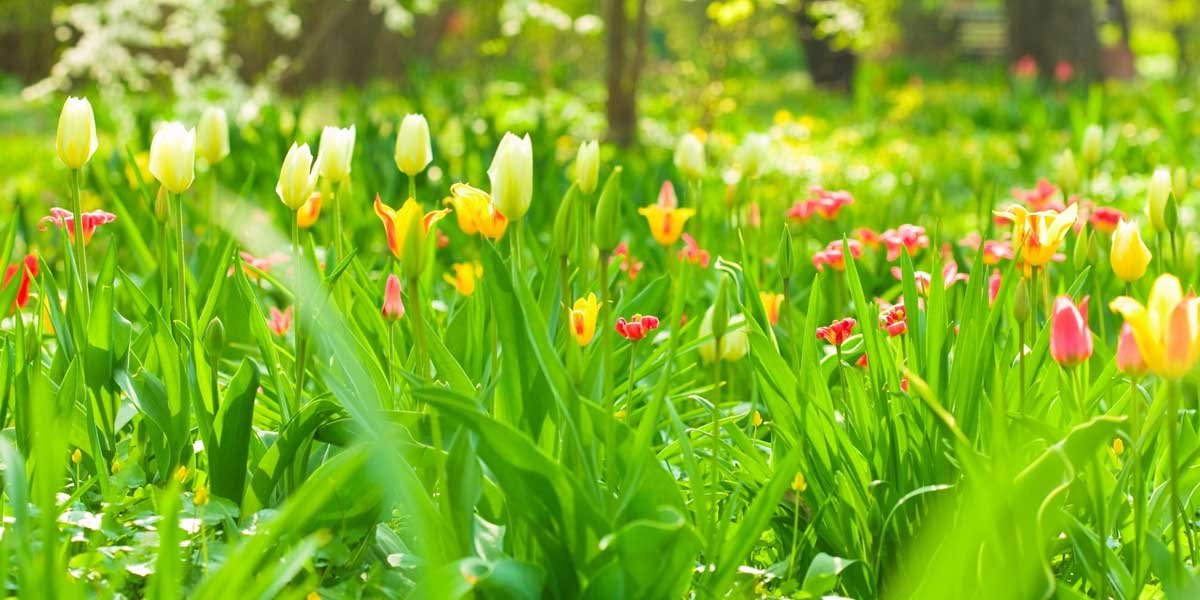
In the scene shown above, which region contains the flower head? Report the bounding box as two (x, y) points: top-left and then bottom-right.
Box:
(443, 262), (482, 296)
(1089, 206), (1123, 234)
(297, 193), (322, 229)
(374, 195), (450, 278)
(638, 184), (696, 245)
(699, 309), (749, 363)
(268, 306), (293, 336)
(381, 274), (405, 321)
(277, 143), (319, 210)
(1116, 322), (1147, 377)
(674, 133), (706, 179)
(678, 233), (710, 267)
(488, 132), (533, 221)
(149, 122), (197, 194)
(816, 317), (856, 346)
(760, 292), (784, 325)
(445, 183), (507, 240)
(197, 107), (230, 166)
(1011, 179), (1060, 212)
(1110, 219), (1152, 283)
(568, 293), (600, 346)
(879, 303), (907, 337)
(56, 97), (98, 169)
(318, 125), (356, 182)
(2, 254), (38, 311)
(616, 314), (660, 341)
(1110, 274), (1200, 380)
(395, 114), (432, 176)
(39, 208), (115, 244)
(993, 203), (1078, 275)
(611, 241), (643, 280)
(1050, 295), (1093, 367)
(880, 224), (929, 261)
(812, 239), (864, 272)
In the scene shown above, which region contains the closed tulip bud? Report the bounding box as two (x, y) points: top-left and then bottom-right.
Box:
(778, 227), (794, 279)
(674, 133), (706, 180)
(1057, 149), (1078, 193)
(56, 96), (98, 169)
(1081, 124), (1102, 166)
(699, 308), (749, 363)
(196, 107), (230, 166)
(381, 274), (405, 321)
(593, 166), (623, 251)
(148, 122), (196, 194)
(553, 184), (579, 257)
(1165, 193), (1179, 233)
(575, 140), (600, 195)
(1174, 166), (1188, 202)
(1050, 295), (1093, 367)
(1116, 322), (1147, 377)
(1147, 167), (1172, 231)
(395, 114), (432, 176)
(276, 143), (319, 211)
(318, 125), (355, 182)
(488, 132), (533, 221)
(1072, 224), (1090, 271)
(1110, 219), (1151, 282)
(203, 317), (225, 364)
(1013, 277), (1032, 325)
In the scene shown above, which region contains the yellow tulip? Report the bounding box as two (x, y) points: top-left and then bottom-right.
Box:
(568, 293), (600, 346)
(1081, 124), (1102, 166)
(56, 96), (98, 169)
(1110, 219), (1152, 282)
(993, 203), (1077, 275)
(196, 107), (230, 166)
(445, 183), (507, 240)
(638, 204), (696, 246)
(276, 142), (319, 210)
(575, 140), (600, 194)
(148, 122), (196, 194)
(443, 262), (482, 296)
(1147, 167), (1172, 232)
(374, 195), (449, 279)
(488, 132), (533, 221)
(1110, 274), (1200, 380)
(395, 114), (432, 176)
(318, 125), (355, 182)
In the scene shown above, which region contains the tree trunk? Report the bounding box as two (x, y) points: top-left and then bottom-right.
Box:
(605, 0), (646, 147)
(1006, 0), (1099, 78)
(793, 2), (858, 93)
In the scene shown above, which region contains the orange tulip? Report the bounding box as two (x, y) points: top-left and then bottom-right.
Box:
(374, 195), (450, 278)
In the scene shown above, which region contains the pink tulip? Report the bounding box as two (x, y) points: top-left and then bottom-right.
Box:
(1116, 322), (1147, 377)
(1049, 295), (1092, 367)
(382, 274), (405, 321)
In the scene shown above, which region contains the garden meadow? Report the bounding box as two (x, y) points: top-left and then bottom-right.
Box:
(5, 6), (1200, 600)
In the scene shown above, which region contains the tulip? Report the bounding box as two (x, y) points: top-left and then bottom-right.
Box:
(993, 203), (1078, 275)
(988, 270), (1002, 306)
(268, 306), (293, 336)
(444, 183), (507, 240)
(1081, 124), (1102, 166)
(674, 133), (706, 180)
(1089, 206), (1123, 234)
(616, 314), (660, 342)
(1110, 219), (1152, 283)
(638, 182), (696, 245)
(760, 292), (784, 325)
(1050, 295), (1093, 367)
(1110, 274), (1200, 380)
(1116, 322), (1148, 377)
(1057, 149), (1079, 193)
(39, 207), (116, 244)
(879, 304), (907, 336)
(812, 240), (863, 272)
(56, 96), (98, 169)
(2, 254), (38, 311)
(488, 132), (534, 221)
(443, 262), (482, 296)
(699, 308), (749, 363)
(737, 133), (771, 178)
(276, 143), (319, 211)
(575, 140), (600, 194)
(395, 114), (432, 177)
(816, 317), (856, 346)
(880, 224), (929, 261)
(374, 195), (450, 279)
(1147, 167), (1172, 232)
(297, 193), (322, 229)
(318, 125), (355, 182)
(381, 274), (405, 321)
(568, 293), (600, 346)
(196, 107), (230, 166)
(678, 233), (710, 267)
(149, 122), (196, 194)
(1173, 166), (1188, 202)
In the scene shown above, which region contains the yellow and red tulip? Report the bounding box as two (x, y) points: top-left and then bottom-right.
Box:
(297, 193), (322, 229)
(568, 293), (600, 346)
(639, 181), (695, 246)
(374, 195), (450, 278)
(1049, 295), (1093, 367)
(993, 202), (1078, 275)
(1110, 274), (1200, 380)
(443, 262), (482, 296)
(39, 207), (116, 244)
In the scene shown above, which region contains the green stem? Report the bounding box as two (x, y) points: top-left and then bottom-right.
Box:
(408, 173), (417, 201)
(173, 191), (188, 330)
(1167, 379), (1184, 586)
(291, 215), (304, 411)
(387, 322), (397, 408)
(599, 249), (616, 494)
(710, 331), (724, 562)
(70, 169), (90, 313)
(1130, 377), (1144, 591)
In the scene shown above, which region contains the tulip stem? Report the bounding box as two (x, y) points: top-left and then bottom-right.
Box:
(1130, 376), (1145, 590)
(387, 322), (397, 407)
(1017, 321), (1027, 418)
(70, 168), (90, 313)
(173, 192), (188, 331)
(1167, 379), (1185, 586)
(710, 327), (724, 561)
(291, 215), (304, 411)
(598, 249), (616, 495)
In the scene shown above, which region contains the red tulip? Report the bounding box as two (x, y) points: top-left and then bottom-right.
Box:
(1116, 322), (1147, 377)
(381, 274), (405, 321)
(1050, 295), (1093, 367)
(39, 207), (116, 244)
(616, 314), (660, 341)
(816, 317), (856, 346)
(2, 254), (38, 311)
(269, 306), (293, 336)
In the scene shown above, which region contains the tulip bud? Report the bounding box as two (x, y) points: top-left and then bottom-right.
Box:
(699, 308), (749, 363)
(737, 133), (771, 179)
(1116, 322), (1147, 377)
(593, 167), (623, 251)
(488, 132), (534, 221)
(1165, 193), (1179, 233)
(711, 275), (731, 343)
(1147, 167), (1172, 232)
(575, 140), (600, 195)
(1049, 295), (1093, 368)
(56, 96), (98, 169)
(778, 227), (794, 280)
(149, 122), (196, 194)
(1080, 124), (1102, 166)
(318, 125), (355, 182)
(382, 274), (405, 321)
(203, 317), (225, 364)
(276, 143), (319, 211)
(1174, 166), (1188, 202)
(154, 186), (170, 222)
(674, 133), (706, 180)
(553, 184), (579, 258)
(395, 114), (433, 176)
(1013, 277), (1032, 325)
(1072, 224), (1090, 271)
(196, 107), (230, 166)
(1110, 219), (1152, 282)
(1057, 149), (1079, 194)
